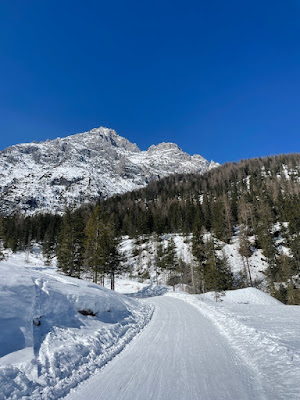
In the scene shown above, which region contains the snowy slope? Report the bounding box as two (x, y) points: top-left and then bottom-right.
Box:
(0, 254), (152, 400)
(0, 127), (218, 215)
(119, 232), (268, 289)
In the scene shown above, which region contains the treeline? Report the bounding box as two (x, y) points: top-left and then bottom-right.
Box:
(101, 153), (300, 239)
(0, 153), (300, 301)
(0, 206), (124, 290)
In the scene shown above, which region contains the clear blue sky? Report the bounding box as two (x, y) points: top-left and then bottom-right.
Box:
(0, 0), (299, 163)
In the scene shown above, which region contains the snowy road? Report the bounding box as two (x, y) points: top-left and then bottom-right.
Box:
(65, 296), (264, 400)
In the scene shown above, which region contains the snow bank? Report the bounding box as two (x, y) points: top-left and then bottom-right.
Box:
(198, 287), (282, 305)
(169, 289), (300, 400)
(0, 257), (153, 400)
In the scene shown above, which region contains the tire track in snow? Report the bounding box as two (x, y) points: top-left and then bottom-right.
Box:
(65, 296), (264, 400)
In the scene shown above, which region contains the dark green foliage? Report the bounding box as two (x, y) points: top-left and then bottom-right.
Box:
(202, 239), (233, 292)
(57, 209), (85, 277)
(290, 234), (300, 270)
(83, 206), (124, 289)
(84, 206), (106, 283)
(164, 238), (178, 272)
(98, 154), (300, 245)
(167, 274), (181, 291)
(272, 284), (288, 304)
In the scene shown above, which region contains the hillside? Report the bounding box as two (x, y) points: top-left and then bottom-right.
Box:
(0, 153), (300, 303)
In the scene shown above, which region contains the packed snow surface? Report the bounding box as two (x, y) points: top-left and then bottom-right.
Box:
(66, 296), (263, 400)
(169, 289), (300, 400)
(67, 288), (300, 400)
(0, 254), (152, 400)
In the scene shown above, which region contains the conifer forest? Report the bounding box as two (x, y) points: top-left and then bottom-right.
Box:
(1, 153), (300, 304)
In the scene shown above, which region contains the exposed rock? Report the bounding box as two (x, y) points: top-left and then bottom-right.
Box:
(0, 127), (219, 215)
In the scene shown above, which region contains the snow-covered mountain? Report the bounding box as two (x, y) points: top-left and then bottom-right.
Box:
(0, 127), (218, 215)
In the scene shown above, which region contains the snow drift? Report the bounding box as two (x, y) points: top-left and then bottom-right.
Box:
(0, 255), (153, 399)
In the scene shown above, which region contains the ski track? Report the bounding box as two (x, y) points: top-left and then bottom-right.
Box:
(65, 296), (264, 400)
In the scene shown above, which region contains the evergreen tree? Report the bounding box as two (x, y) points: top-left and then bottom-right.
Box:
(84, 206), (105, 283)
(42, 218), (59, 265)
(290, 234), (300, 271)
(215, 250), (234, 291)
(164, 238), (178, 274)
(57, 209), (85, 277)
(286, 282), (300, 305)
(272, 284), (287, 304)
(103, 233), (124, 291)
(192, 225), (206, 293)
(202, 239), (233, 293)
(202, 238), (217, 292)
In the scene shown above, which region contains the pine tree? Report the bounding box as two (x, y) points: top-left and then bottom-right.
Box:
(103, 233), (124, 291)
(290, 234), (300, 271)
(84, 206), (105, 284)
(286, 282), (300, 305)
(215, 250), (233, 291)
(202, 237), (217, 292)
(202, 239), (233, 293)
(42, 218), (58, 265)
(165, 238), (178, 274)
(192, 225), (206, 293)
(57, 209), (85, 277)
(153, 235), (163, 284)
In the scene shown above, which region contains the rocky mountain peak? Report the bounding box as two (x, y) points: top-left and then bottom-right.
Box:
(147, 142), (181, 153)
(0, 127), (219, 215)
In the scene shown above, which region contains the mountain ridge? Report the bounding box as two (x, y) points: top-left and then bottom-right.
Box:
(0, 127), (218, 215)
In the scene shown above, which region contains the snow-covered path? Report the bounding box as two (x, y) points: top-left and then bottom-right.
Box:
(66, 296), (263, 400)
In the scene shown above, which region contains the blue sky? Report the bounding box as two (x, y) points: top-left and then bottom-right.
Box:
(0, 0), (299, 163)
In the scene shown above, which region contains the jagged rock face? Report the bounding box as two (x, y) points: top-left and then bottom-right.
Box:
(0, 127), (218, 215)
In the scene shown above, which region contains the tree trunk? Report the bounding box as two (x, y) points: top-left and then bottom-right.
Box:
(190, 262), (196, 293)
(246, 257), (253, 287)
(111, 271), (115, 291)
(242, 256), (249, 287)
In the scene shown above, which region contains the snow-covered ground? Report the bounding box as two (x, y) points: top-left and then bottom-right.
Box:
(0, 253), (152, 400)
(169, 288), (300, 399)
(65, 296), (264, 400)
(120, 232), (269, 289)
(66, 288), (300, 400)
(1, 251), (300, 399)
